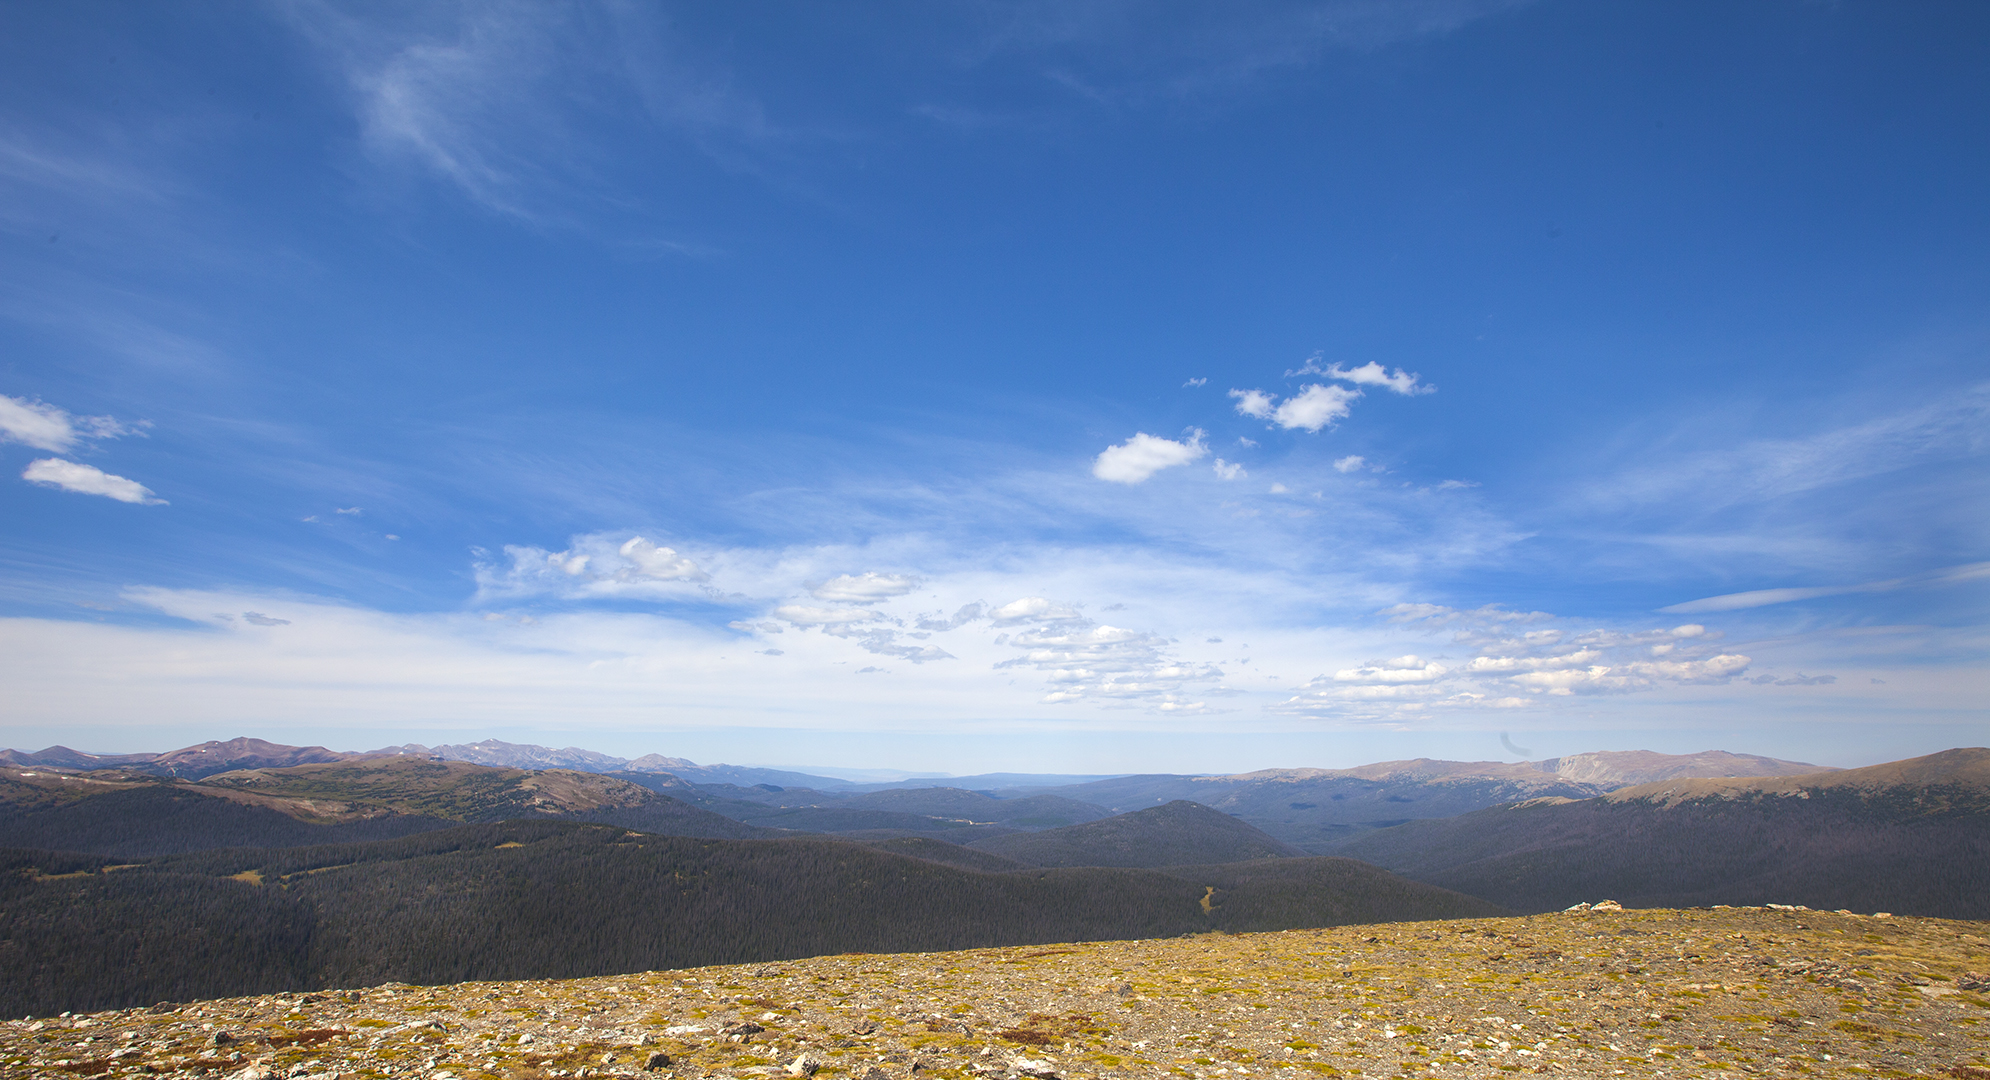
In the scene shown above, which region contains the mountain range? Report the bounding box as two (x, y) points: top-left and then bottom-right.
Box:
(3, 736), (1986, 1016)
(3, 737), (1839, 852)
(0, 756), (776, 858)
(1335, 747), (1990, 918)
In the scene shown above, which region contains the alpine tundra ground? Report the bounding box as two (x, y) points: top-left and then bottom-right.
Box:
(5, 906), (1986, 1080)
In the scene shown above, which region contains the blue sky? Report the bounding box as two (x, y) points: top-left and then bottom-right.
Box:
(1, 0), (1985, 774)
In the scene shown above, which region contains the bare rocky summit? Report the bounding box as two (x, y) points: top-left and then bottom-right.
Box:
(1535, 751), (1830, 787)
(5, 906), (1984, 1080)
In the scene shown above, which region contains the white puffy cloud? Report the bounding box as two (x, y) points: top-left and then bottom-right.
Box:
(21, 458), (166, 504)
(1330, 655), (1449, 684)
(1274, 384), (1362, 431)
(915, 602), (986, 632)
(1229, 388), (1276, 420)
(1333, 455), (1367, 473)
(759, 597), (964, 665)
(831, 628), (956, 664)
(476, 533), (710, 600)
(0, 397), (81, 451)
(1449, 614), (1745, 697)
(1625, 654), (1753, 684)
(977, 594), (1231, 709)
(1323, 361), (1433, 395)
(755, 573), (963, 663)
(1000, 621), (1222, 706)
(1570, 624), (1706, 648)
(989, 597), (1088, 626)
(1466, 636), (1750, 696)
(1505, 667), (1652, 695)
(0, 395), (141, 452)
(1274, 604), (1759, 718)
(774, 605), (884, 627)
(1092, 429), (1208, 483)
(1232, 385), (1364, 433)
(1464, 649), (1602, 673)
(1212, 458), (1246, 481)
(618, 537), (705, 581)
(810, 572), (922, 602)
(1496, 654), (1750, 696)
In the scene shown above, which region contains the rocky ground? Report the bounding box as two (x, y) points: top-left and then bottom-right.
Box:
(5, 905), (1986, 1080)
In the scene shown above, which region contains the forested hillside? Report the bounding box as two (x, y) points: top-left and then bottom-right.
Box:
(969, 800), (1305, 866)
(0, 822), (1502, 1017)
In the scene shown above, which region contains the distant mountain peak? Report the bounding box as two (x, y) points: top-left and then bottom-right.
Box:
(1222, 751), (1831, 790)
(1537, 750), (1829, 787)
(1606, 746), (1990, 806)
(627, 753), (699, 770)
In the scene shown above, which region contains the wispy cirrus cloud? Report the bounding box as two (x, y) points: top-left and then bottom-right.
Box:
(286, 1), (782, 224)
(0, 128), (173, 213)
(290, 0), (1532, 225)
(1660, 561), (1990, 614)
(970, 0), (1534, 105)
(1588, 385), (1990, 514)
